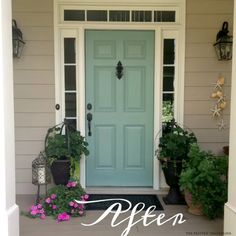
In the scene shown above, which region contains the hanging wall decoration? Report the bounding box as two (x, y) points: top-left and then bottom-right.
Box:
(210, 75), (227, 130)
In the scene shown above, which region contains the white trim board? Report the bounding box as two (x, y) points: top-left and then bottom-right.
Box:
(54, 0), (186, 190)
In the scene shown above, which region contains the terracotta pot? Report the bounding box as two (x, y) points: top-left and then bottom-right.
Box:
(184, 190), (203, 216)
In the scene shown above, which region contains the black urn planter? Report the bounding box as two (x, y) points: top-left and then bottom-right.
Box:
(161, 160), (185, 205)
(50, 160), (70, 185)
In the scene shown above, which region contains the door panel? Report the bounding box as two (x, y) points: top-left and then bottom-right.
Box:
(86, 30), (154, 186)
(95, 125), (116, 169)
(94, 66), (116, 111)
(124, 67), (145, 111)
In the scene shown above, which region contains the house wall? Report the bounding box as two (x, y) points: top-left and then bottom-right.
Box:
(12, 0), (55, 194)
(12, 0), (234, 194)
(185, 0), (233, 154)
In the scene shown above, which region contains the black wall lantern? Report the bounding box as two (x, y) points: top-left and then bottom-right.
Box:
(213, 21), (233, 61)
(12, 19), (25, 58)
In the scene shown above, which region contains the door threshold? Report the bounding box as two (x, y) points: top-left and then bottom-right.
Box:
(85, 187), (168, 195)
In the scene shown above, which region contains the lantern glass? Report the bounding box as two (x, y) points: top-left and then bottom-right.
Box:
(214, 36), (233, 61)
(13, 38), (25, 58)
(32, 152), (51, 185)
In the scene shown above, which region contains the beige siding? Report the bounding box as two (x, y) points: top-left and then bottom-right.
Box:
(12, 0), (55, 194)
(185, 0), (233, 154)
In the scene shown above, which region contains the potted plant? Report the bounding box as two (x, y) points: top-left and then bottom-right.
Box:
(157, 119), (197, 204)
(179, 143), (228, 219)
(45, 120), (89, 185)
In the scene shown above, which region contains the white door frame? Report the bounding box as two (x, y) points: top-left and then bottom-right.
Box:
(54, 1), (186, 190)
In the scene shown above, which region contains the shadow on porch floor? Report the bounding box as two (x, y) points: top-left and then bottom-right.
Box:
(17, 194), (223, 236)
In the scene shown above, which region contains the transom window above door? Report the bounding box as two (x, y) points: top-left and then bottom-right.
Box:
(62, 9), (178, 23)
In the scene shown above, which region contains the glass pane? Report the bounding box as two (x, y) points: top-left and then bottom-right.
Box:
(154, 11), (176, 22)
(67, 119), (77, 131)
(64, 10), (85, 21)
(132, 11), (152, 22)
(163, 67), (174, 91)
(163, 93), (174, 102)
(64, 38), (75, 64)
(164, 39), (175, 64)
(65, 93), (76, 117)
(162, 101), (174, 122)
(109, 11), (130, 22)
(87, 10), (107, 21)
(65, 66), (76, 91)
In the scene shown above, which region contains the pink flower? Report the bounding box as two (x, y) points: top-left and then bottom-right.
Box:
(78, 210), (84, 216)
(67, 181), (77, 188)
(73, 203), (78, 209)
(52, 205), (57, 210)
(30, 210), (38, 216)
(39, 209), (45, 214)
(37, 204), (42, 209)
(57, 212), (70, 222)
(69, 201), (74, 207)
(51, 194), (57, 200)
(71, 209), (75, 214)
(45, 197), (51, 204)
(40, 214), (46, 220)
(84, 194), (89, 200)
(79, 204), (84, 210)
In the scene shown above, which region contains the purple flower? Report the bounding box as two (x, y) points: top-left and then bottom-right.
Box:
(45, 197), (51, 204)
(84, 194), (89, 200)
(37, 204), (42, 209)
(52, 205), (57, 210)
(57, 212), (70, 222)
(73, 203), (78, 209)
(51, 194), (57, 200)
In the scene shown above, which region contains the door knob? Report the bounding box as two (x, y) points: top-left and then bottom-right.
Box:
(87, 113), (93, 136)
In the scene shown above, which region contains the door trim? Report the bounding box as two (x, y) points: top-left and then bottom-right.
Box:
(54, 1), (186, 190)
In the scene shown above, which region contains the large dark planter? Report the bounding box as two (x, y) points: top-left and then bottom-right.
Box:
(161, 160), (185, 204)
(50, 160), (70, 185)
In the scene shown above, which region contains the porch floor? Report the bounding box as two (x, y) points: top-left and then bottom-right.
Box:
(17, 194), (223, 236)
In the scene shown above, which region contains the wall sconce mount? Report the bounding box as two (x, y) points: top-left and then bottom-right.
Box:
(12, 19), (25, 58)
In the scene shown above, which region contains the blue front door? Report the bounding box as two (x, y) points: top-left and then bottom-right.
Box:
(86, 30), (154, 186)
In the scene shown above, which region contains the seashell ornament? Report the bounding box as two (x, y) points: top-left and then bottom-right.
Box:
(220, 101), (227, 109)
(211, 93), (217, 98)
(217, 76), (225, 86)
(216, 91), (223, 98)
